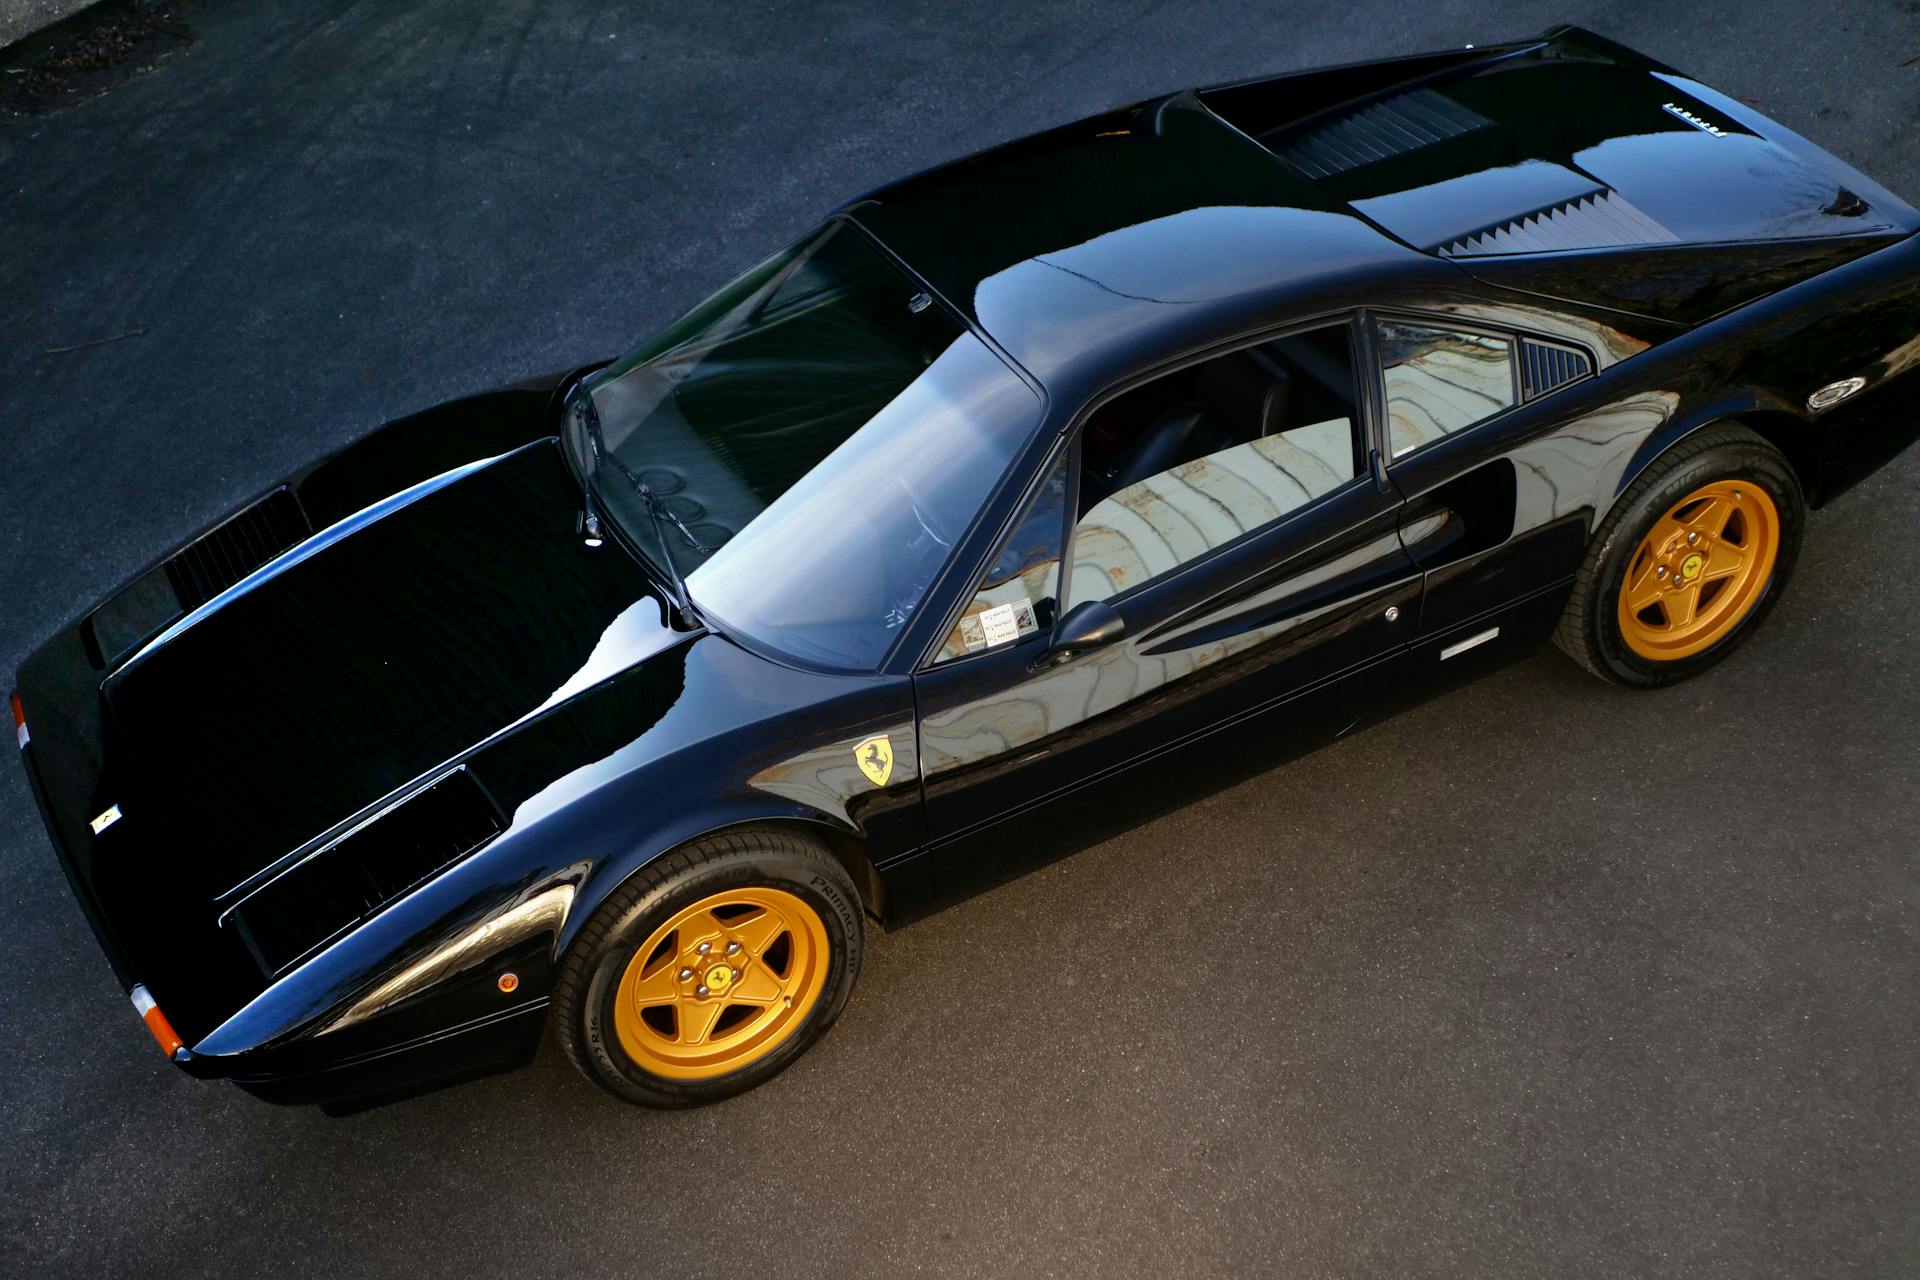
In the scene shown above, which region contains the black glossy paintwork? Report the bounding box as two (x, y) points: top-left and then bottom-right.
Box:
(1309, 51), (1912, 250)
(109, 441), (652, 897)
(917, 476), (1421, 902)
(1462, 236), (1901, 329)
(13, 26), (1920, 1111)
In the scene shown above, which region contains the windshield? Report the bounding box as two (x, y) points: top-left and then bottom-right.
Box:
(575, 221), (1042, 670)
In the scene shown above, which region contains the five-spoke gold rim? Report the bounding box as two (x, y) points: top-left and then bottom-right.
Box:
(1617, 480), (1780, 661)
(612, 886), (830, 1081)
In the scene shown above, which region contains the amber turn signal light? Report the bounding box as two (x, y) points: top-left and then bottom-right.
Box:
(129, 984), (187, 1059)
(10, 690), (25, 749)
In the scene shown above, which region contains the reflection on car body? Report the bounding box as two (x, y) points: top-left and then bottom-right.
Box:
(13, 24), (1920, 1112)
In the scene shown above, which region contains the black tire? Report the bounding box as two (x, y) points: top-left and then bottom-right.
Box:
(1554, 424), (1804, 688)
(552, 829), (864, 1108)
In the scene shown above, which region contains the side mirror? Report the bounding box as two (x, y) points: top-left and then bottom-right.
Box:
(1047, 599), (1126, 661)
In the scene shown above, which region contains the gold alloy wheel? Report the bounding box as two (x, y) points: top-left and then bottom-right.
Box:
(1617, 479), (1781, 661)
(612, 886), (831, 1080)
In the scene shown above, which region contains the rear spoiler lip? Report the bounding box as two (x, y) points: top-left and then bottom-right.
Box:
(1536, 23), (1682, 75)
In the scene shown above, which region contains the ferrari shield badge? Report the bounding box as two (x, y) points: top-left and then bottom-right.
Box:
(854, 735), (894, 787)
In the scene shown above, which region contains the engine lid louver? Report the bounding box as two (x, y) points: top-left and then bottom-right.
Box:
(1519, 338), (1595, 400)
(1274, 88), (1491, 179)
(1438, 188), (1679, 258)
(227, 768), (504, 975)
(166, 486), (310, 611)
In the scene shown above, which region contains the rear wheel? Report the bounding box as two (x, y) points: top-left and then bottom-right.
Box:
(1555, 425), (1804, 687)
(553, 830), (863, 1108)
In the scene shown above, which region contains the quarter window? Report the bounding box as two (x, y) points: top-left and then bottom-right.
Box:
(1377, 320), (1517, 458)
(1067, 323), (1361, 606)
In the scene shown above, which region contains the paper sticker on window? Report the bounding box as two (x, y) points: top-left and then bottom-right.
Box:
(978, 601), (1022, 648)
(959, 613), (989, 652)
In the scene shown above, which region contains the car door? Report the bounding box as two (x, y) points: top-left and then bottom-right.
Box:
(1372, 310), (1607, 688)
(910, 317), (1422, 904)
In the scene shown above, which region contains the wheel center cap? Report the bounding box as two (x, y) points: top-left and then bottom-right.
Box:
(703, 963), (735, 994)
(1679, 552), (1704, 581)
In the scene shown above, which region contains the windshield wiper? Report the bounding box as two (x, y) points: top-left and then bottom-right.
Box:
(566, 389), (609, 548)
(568, 388), (707, 622)
(630, 478), (705, 621)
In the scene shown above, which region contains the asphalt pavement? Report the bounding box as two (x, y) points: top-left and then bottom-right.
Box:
(3, 2), (1918, 1276)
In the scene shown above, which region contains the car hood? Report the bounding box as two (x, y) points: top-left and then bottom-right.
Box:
(102, 438), (665, 903)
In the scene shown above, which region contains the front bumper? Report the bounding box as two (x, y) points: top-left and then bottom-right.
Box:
(227, 1001), (548, 1114)
(17, 728), (137, 989)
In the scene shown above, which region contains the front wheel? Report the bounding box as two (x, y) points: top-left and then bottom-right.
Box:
(552, 830), (864, 1108)
(1555, 424), (1805, 687)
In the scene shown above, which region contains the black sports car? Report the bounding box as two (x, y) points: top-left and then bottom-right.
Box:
(15, 26), (1920, 1112)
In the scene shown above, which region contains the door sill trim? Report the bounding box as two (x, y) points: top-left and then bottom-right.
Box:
(1440, 627), (1500, 660)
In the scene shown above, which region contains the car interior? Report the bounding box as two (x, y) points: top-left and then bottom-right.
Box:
(1077, 324), (1362, 515)
(1066, 324), (1363, 604)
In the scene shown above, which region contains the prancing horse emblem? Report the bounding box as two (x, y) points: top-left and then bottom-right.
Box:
(854, 735), (894, 787)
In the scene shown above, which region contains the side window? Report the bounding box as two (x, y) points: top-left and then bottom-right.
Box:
(1377, 320), (1517, 459)
(1066, 322), (1361, 607)
(934, 451), (1068, 662)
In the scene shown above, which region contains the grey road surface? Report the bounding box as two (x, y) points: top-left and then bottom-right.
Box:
(3, 2), (1917, 1276)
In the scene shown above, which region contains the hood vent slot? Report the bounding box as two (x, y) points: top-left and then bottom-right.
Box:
(166, 487), (310, 612)
(227, 768), (503, 976)
(1519, 338), (1595, 400)
(1439, 188), (1678, 258)
(1274, 88), (1491, 179)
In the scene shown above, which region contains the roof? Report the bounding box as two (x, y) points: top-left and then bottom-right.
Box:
(848, 93), (1429, 399)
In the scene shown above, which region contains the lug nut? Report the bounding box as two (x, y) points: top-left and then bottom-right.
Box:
(696, 984), (710, 997)
(695, 941), (711, 954)
(725, 941), (741, 955)
(678, 967), (693, 981)
(1656, 566), (1668, 579)
(1687, 531), (1699, 545)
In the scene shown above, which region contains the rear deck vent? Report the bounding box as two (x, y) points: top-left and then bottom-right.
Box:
(1273, 88), (1491, 179)
(1439, 189), (1679, 258)
(166, 487), (310, 612)
(1519, 338), (1595, 400)
(228, 768), (503, 975)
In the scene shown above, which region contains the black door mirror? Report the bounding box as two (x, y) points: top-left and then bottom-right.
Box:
(1047, 599), (1126, 660)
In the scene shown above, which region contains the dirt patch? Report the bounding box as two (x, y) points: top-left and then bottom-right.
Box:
(0, 1), (193, 116)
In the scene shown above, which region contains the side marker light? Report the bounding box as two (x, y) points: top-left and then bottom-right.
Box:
(1808, 376), (1867, 411)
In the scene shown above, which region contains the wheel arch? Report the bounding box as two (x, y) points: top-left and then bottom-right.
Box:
(1604, 391), (1819, 525)
(551, 807), (883, 968)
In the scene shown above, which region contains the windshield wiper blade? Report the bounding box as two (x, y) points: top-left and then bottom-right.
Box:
(566, 389), (609, 547)
(569, 389), (707, 621)
(630, 478), (703, 621)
